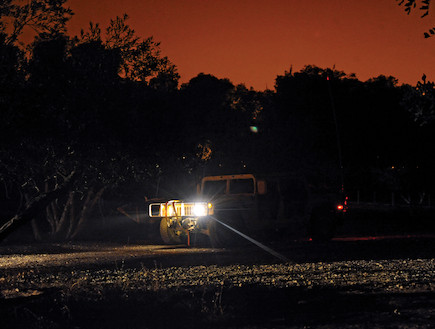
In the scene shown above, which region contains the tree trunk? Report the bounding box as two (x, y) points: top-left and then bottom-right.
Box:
(0, 171), (76, 242)
(31, 218), (43, 241)
(53, 191), (75, 240)
(71, 187), (105, 239)
(45, 182), (57, 234)
(66, 192), (76, 239)
(24, 193), (43, 241)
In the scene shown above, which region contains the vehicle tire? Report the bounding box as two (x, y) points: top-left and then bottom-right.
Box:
(308, 209), (336, 242)
(159, 218), (182, 244)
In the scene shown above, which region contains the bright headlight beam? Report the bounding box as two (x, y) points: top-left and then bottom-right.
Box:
(209, 215), (289, 262)
(193, 203), (207, 216)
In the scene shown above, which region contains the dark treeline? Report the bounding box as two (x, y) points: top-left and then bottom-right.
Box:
(1, 0), (435, 241)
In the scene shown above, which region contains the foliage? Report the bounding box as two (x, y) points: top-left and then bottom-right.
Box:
(272, 66), (424, 194)
(401, 74), (435, 125)
(80, 14), (180, 87)
(177, 74), (264, 174)
(272, 66), (356, 171)
(397, 0), (435, 38)
(0, 0), (73, 45)
(397, 0), (430, 17)
(0, 8), (181, 241)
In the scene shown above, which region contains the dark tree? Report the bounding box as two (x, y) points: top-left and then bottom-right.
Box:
(402, 74), (435, 125)
(273, 66), (349, 173)
(178, 73), (261, 174)
(397, 0), (435, 38)
(0, 10), (182, 241)
(0, 0), (73, 45)
(272, 65), (422, 198)
(79, 14), (180, 88)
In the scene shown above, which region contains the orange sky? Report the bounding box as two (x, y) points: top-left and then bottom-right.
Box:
(66, 0), (435, 90)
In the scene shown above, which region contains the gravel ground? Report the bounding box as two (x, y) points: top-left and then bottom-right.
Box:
(0, 239), (434, 328)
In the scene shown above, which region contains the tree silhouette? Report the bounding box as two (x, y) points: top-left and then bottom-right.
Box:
(397, 0), (435, 38)
(272, 65), (423, 196)
(0, 9), (183, 241)
(0, 0), (72, 45)
(273, 66), (346, 170)
(79, 14), (179, 87)
(402, 74), (435, 125)
(177, 74), (255, 174)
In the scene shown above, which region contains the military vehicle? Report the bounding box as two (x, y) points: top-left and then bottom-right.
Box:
(149, 173), (347, 246)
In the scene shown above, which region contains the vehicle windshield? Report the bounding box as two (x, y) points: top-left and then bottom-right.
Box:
(202, 180), (227, 198)
(229, 178), (255, 194)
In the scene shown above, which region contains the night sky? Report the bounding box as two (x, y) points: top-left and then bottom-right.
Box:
(49, 1), (435, 88)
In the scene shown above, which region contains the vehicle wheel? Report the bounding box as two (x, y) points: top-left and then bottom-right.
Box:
(308, 209), (336, 242)
(159, 218), (182, 244)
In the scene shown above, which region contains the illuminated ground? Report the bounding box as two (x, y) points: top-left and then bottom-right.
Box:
(0, 237), (434, 328)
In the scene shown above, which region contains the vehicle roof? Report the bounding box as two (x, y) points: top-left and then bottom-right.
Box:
(201, 174), (256, 182)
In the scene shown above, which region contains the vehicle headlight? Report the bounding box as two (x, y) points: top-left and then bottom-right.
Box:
(193, 203), (208, 217)
(167, 206), (175, 217)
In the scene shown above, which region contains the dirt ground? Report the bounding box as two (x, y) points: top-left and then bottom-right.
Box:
(0, 236), (434, 328)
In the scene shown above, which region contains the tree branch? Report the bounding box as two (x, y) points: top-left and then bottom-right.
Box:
(0, 170), (76, 242)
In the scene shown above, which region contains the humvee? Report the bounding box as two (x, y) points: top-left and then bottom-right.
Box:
(149, 173), (347, 246)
